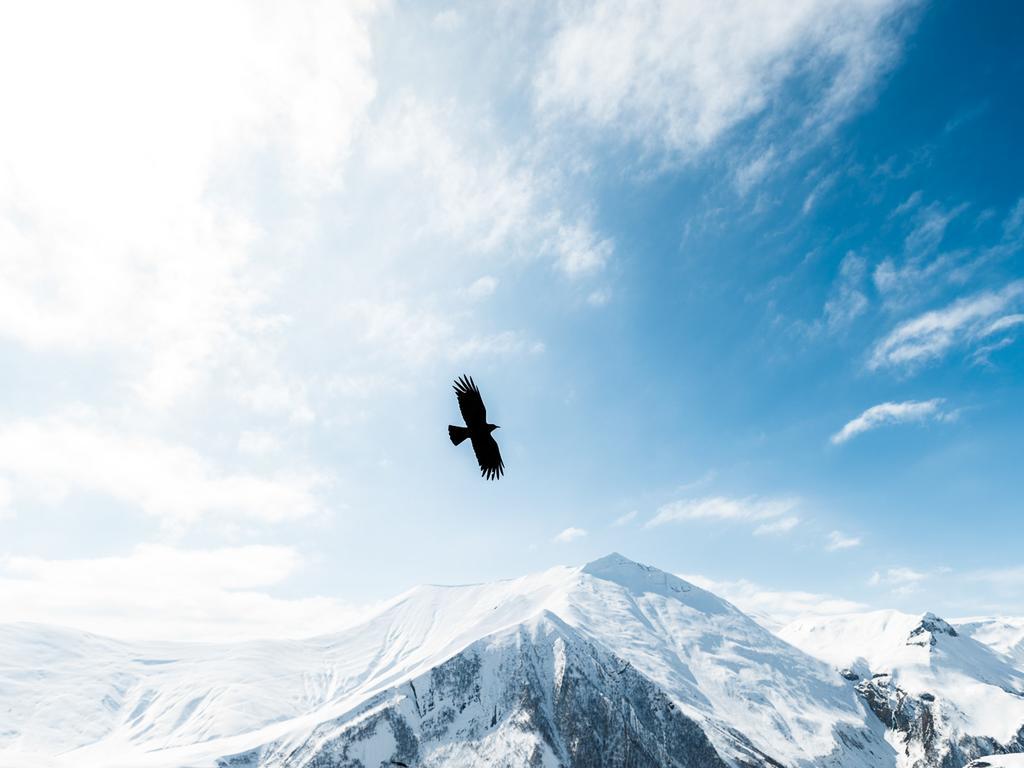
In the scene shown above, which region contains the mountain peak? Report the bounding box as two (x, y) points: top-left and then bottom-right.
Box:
(907, 612), (958, 647)
(580, 552), (736, 617)
(582, 552), (674, 584)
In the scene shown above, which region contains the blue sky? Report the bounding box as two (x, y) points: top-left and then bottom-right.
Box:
(0, 0), (1021, 640)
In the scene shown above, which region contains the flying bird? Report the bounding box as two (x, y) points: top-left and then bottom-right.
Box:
(449, 374), (504, 480)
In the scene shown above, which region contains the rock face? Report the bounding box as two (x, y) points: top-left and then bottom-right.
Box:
(780, 609), (1024, 768)
(856, 674), (1024, 768)
(222, 615), (733, 768)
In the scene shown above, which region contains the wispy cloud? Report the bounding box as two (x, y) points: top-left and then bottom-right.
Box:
(754, 516), (801, 536)
(553, 526), (588, 543)
(467, 275), (499, 300)
(0, 545), (370, 641)
(824, 252), (869, 331)
(0, 413), (325, 531)
(826, 531), (862, 551)
(536, 0), (915, 162)
(869, 280), (1024, 371)
(831, 398), (951, 444)
(611, 510), (638, 527)
(869, 565), (929, 596)
(681, 572), (868, 630)
(647, 495), (799, 530)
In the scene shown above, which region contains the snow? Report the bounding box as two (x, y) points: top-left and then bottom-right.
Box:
(966, 756), (1024, 768)
(0, 553), (1019, 768)
(957, 617), (1024, 668)
(779, 610), (1024, 744)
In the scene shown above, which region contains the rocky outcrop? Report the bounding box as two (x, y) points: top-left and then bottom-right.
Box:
(218, 615), (731, 768)
(857, 674), (1024, 768)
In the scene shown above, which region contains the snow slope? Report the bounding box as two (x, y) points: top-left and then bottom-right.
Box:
(957, 617), (1024, 669)
(966, 757), (1024, 768)
(780, 611), (1024, 767)
(0, 554), (1017, 768)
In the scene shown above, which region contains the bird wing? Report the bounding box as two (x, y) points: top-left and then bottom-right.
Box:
(471, 433), (504, 480)
(453, 374), (487, 428)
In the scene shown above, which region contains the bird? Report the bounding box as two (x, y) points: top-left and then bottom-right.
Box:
(449, 374), (504, 480)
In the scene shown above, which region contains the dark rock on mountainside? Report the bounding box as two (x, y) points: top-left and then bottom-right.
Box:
(217, 615), (732, 768)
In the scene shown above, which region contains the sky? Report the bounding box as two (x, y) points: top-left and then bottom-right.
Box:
(1, 0), (1022, 641)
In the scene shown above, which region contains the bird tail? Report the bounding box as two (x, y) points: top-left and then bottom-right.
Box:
(448, 425), (470, 446)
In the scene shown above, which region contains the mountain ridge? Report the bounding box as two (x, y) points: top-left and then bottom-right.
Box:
(1, 553), (1021, 768)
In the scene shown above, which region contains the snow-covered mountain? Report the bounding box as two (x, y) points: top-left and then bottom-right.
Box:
(1, 553), (1021, 768)
(780, 610), (1024, 768)
(957, 617), (1024, 669)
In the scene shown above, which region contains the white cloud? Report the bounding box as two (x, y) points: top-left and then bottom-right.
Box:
(449, 332), (545, 361)
(237, 430), (281, 457)
(587, 288), (612, 307)
(681, 572), (868, 629)
(824, 251), (869, 331)
(826, 530), (862, 551)
(432, 8), (463, 31)
(553, 526), (588, 543)
(0, 1), (379, 408)
(536, 0), (914, 159)
(0, 477), (12, 519)
(554, 221), (613, 277)
(802, 171), (839, 214)
(831, 398), (949, 444)
(734, 147), (778, 196)
(0, 414), (324, 530)
(647, 495), (799, 528)
(869, 565), (928, 596)
(467, 276), (499, 300)
(0, 545), (369, 641)
(869, 281), (1024, 370)
(903, 201), (968, 254)
(891, 190), (923, 218)
(611, 510), (638, 527)
(754, 516), (801, 536)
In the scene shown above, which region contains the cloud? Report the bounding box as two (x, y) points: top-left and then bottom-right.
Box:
(825, 531), (862, 551)
(681, 572), (868, 629)
(890, 190), (923, 218)
(535, 0), (915, 160)
(903, 201), (968, 254)
(734, 147), (778, 196)
(554, 221), (613, 277)
(802, 171), (839, 214)
(824, 252), (869, 331)
(0, 477), (11, 520)
(449, 332), (546, 361)
(364, 96), (613, 277)
(647, 495), (799, 528)
(237, 430), (281, 457)
(467, 276), (499, 300)
(611, 510), (638, 527)
(831, 398), (950, 444)
(0, 413), (324, 530)
(553, 526), (588, 543)
(0, 545), (370, 641)
(754, 516), (801, 536)
(869, 565), (928, 596)
(0, 1), (379, 408)
(869, 280), (1024, 370)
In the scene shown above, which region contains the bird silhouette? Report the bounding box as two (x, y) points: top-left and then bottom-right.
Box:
(449, 374), (504, 480)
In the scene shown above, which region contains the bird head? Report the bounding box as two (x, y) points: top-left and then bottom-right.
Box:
(487, 424), (500, 432)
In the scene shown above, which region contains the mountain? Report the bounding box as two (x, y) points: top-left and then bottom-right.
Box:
(0, 553), (1020, 768)
(956, 617), (1024, 669)
(779, 610), (1024, 768)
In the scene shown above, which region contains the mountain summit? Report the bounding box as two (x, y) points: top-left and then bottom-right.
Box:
(1, 554), (1021, 768)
